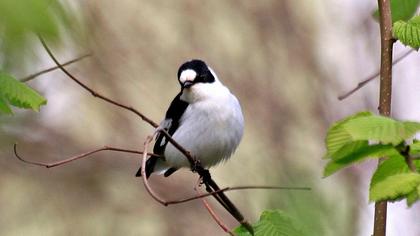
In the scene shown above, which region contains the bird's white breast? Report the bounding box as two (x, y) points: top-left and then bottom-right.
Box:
(164, 85), (244, 168)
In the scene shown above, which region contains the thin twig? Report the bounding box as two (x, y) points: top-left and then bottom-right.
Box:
(338, 49), (414, 100)
(20, 53), (92, 82)
(13, 143), (158, 168)
(141, 134), (168, 205)
(165, 185), (311, 205)
(39, 37), (159, 128)
(195, 180), (235, 236)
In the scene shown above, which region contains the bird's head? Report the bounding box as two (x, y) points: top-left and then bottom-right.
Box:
(177, 59), (216, 89)
(177, 59), (226, 102)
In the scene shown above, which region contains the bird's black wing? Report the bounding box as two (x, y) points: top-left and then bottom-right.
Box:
(136, 92), (189, 177)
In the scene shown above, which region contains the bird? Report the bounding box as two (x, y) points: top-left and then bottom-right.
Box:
(136, 59), (244, 178)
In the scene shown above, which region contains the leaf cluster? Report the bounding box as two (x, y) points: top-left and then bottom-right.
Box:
(374, 0), (420, 49)
(324, 112), (420, 206)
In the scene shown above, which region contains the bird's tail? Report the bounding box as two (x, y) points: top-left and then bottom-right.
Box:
(135, 156), (176, 178)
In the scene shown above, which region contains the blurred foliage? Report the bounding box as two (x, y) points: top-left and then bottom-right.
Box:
(0, 0), (71, 69)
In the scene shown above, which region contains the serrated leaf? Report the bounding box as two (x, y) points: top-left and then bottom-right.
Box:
(325, 112), (420, 159)
(234, 210), (305, 236)
(370, 172), (420, 201)
(325, 112), (373, 158)
(343, 116), (420, 145)
(373, 0), (420, 22)
(0, 72), (47, 113)
(393, 16), (420, 49)
(324, 143), (400, 177)
(370, 157), (420, 201)
(406, 185), (420, 206)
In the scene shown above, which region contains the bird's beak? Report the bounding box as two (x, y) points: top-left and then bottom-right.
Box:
(182, 81), (194, 89)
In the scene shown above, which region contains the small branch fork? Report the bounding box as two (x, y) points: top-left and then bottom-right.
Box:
(15, 37), (310, 235)
(19, 53), (92, 83)
(13, 143), (159, 168)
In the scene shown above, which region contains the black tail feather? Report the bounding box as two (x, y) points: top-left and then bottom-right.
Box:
(135, 156), (159, 178)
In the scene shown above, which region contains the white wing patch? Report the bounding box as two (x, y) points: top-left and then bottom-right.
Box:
(158, 118), (172, 147)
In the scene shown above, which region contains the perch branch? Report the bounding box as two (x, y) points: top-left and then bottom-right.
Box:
(13, 143), (158, 168)
(338, 49), (413, 100)
(20, 53), (92, 82)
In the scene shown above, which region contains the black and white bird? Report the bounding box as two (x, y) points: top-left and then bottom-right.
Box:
(136, 59), (244, 178)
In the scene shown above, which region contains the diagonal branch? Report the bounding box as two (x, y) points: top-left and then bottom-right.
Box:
(194, 179), (234, 236)
(20, 53), (92, 83)
(165, 185), (311, 205)
(13, 143), (158, 168)
(39, 37), (159, 128)
(38, 37), (198, 169)
(338, 49), (413, 100)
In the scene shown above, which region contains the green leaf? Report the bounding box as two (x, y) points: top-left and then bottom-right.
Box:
(373, 0), (420, 22)
(406, 185), (420, 206)
(370, 173), (420, 202)
(343, 116), (420, 145)
(409, 140), (420, 154)
(324, 143), (400, 177)
(0, 95), (13, 114)
(0, 72), (47, 113)
(370, 157), (420, 201)
(234, 210), (305, 236)
(393, 16), (420, 49)
(325, 112), (420, 158)
(325, 112), (373, 158)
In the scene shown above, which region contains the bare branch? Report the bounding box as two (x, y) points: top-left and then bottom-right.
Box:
(14, 143), (158, 168)
(194, 180), (235, 236)
(338, 49), (414, 101)
(20, 53), (92, 83)
(39, 37), (159, 128)
(165, 185), (311, 205)
(141, 134), (168, 205)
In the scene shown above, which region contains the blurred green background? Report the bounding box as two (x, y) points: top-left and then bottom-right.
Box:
(1, 1), (420, 235)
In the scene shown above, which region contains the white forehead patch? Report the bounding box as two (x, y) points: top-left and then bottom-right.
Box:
(179, 69), (197, 83)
